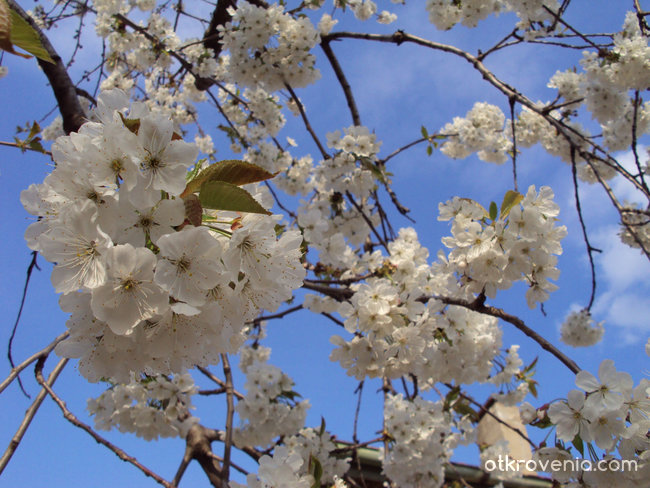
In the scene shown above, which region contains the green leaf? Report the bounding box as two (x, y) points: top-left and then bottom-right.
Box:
(27, 121), (40, 139)
(532, 414), (553, 429)
(184, 160), (276, 196)
(572, 434), (584, 457)
(9, 9), (54, 63)
(186, 158), (207, 182)
(500, 190), (523, 220)
(420, 125), (428, 139)
(28, 138), (44, 153)
(426, 145), (433, 156)
(523, 356), (538, 374)
(119, 113), (141, 134)
(310, 457), (323, 488)
(489, 201), (498, 221)
(199, 181), (271, 215)
(319, 416), (326, 437)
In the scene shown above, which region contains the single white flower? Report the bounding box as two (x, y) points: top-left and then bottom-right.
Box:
(38, 201), (112, 293)
(91, 244), (169, 335)
(154, 226), (224, 306)
(575, 359), (633, 411)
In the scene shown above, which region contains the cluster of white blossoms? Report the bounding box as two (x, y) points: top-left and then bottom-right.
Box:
(230, 446), (317, 488)
(490, 345), (531, 406)
(285, 428), (351, 484)
(87, 373), (198, 441)
(219, 1), (321, 92)
(383, 395), (453, 488)
(560, 309), (604, 347)
(234, 346), (310, 448)
(425, 0), (502, 30)
(439, 102), (512, 164)
(424, 0), (560, 31)
(439, 185), (567, 308)
(329, 226), (504, 386)
(21, 89), (305, 382)
(289, 125), (383, 269)
(545, 359), (650, 487)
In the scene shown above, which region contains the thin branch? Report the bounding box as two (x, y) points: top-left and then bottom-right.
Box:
(0, 357), (67, 475)
(34, 357), (173, 487)
(631, 90), (649, 194)
(302, 281), (353, 301)
(220, 354), (235, 488)
(264, 181), (298, 220)
(197, 366), (245, 400)
(0, 141), (52, 156)
(433, 295), (581, 374)
(7, 251), (41, 398)
(320, 312), (346, 328)
(172, 446), (193, 487)
(570, 147), (598, 310)
(320, 40), (362, 127)
(0, 330), (69, 395)
(377, 136), (428, 165)
(345, 191), (390, 253)
(284, 83), (329, 160)
(249, 304), (304, 324)
(445, 385), (537, 449)
(477, 28), (519, 60)
(508, 96), (519, 192)
(352, 381), (363, 444)
(322, 30), (648, 198)
(542, 5), (602, 50)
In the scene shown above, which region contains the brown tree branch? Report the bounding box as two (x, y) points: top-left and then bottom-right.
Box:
(8, 0), (86, 134)
(0, 357), (67, 475)
(220, 354), (235, 488)
(320, 39), (362, 127)
(433, 295), (581, 375)
(34, 357), (173, 488)
(0, 331), (69, 395)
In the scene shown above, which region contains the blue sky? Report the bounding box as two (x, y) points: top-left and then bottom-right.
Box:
(1, 1), (649, 486)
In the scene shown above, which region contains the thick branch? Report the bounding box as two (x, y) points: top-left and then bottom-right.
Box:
(8, 1), (86, 134)
(184, 424), (223, 488)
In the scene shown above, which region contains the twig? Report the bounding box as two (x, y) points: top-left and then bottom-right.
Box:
(631, 91), (649, 194)
(0, 331), (69, 395)
(345, 191), (390, 253)
(570, 147), (598, 310)
(320, 40), (362, 127)
(197, 366), (245, 401)
(284, 83), (329, 160)
(509, 96), (519, 192)
(7, 251), (41, 398)
(352, 381), (363, 445)
(0, 141), (52, 156)
(445, 385), (537, 449)
(0, 357), (67, 475)
(249, 304), (304, 325)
